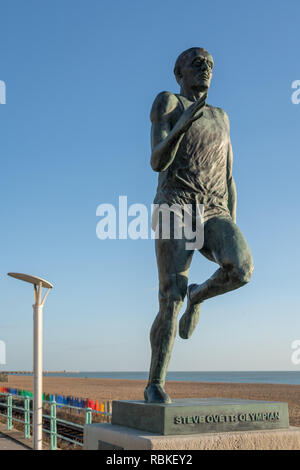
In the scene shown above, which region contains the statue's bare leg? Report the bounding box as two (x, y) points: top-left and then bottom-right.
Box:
(179, 216), (254, 339)
(145, 235), (194, 403)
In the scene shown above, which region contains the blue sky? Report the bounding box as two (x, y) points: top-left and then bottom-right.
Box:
(0, 0), (299, 372)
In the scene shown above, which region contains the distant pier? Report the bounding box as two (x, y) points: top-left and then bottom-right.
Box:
(4, 370), (80, 375)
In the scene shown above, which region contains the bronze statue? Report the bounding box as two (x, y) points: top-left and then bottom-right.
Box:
(144, 47), (254, 403)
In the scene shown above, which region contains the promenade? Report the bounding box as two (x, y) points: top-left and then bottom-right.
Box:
(0, 422), (30, 450)
(0, 432), (28, 450)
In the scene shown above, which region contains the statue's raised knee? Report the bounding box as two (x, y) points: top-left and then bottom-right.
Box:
(232, 262), (254, 287)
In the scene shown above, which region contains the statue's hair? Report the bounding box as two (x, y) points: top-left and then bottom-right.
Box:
(174, 47), (210, 84)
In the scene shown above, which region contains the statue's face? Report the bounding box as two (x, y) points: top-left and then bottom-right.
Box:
(179, 51), (214, 92)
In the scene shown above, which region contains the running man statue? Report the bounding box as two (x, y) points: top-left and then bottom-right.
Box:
(144, 47), (254, 403)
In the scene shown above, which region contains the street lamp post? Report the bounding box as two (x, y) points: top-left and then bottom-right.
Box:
(7, 272), (53, 450)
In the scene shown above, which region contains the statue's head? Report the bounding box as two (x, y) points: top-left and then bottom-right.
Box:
(174, 47), (214, 92)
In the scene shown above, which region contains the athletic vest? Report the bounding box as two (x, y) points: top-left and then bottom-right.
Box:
(153, 94), (231, 221)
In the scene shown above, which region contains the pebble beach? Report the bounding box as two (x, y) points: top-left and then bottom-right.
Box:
(1, 375), (300, 427)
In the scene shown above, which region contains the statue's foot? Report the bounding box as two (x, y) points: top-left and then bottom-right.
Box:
(179, 284), (202, 339)
(144, 384), (172, 404)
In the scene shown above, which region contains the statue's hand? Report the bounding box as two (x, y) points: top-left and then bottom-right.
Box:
(174, 93), (207, 134)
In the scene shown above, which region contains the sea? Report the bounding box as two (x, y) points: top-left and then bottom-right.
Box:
(39, 371), (300, 385)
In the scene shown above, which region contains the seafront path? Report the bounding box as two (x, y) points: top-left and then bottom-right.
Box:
(0, 432), (28, 450)
(0, 422), (30, 450)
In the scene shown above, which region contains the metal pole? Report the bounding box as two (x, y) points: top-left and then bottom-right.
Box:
(24, 397), (31, 439)
(33, 290), (43, 451)
(85, 407), (92, 425)
(50, 400), (57, 450)
(7, 394), (12, 430)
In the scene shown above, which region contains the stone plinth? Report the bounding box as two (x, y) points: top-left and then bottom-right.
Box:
(111, 398), (289, 435)
(84, 423), (300, 450)
(83, 398), (296, 450)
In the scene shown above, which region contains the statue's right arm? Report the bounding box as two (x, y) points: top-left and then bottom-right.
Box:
(150, 92), (184, 172)
(150, 91), (207, 172)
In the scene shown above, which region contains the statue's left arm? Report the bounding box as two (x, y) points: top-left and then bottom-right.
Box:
(223, 110), (236, 222)
(227, 138), (237, 223)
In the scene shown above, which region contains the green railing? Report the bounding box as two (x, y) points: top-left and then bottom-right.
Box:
(0, 392), (110, 450)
